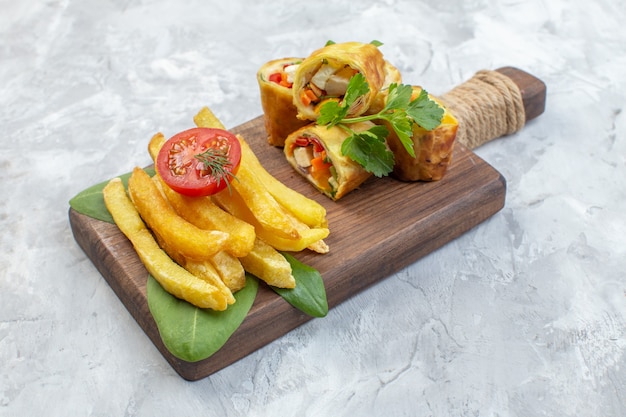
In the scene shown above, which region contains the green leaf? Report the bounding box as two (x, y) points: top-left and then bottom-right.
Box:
(343, 72), (370, 109)
(406, 88), (444, 131)
(69, 179), (117, 223)
(68, 167), (155, 223)
(318, 73), (369, 127)
(272, 252), (328, 317)
(369, 40), (383, 47)
(317, 100), (345, 126)
(147, 273), (259, 362)
(382, 83), (413, 112)
(386, 110), (416, 158)
(341, 126), (394, 177)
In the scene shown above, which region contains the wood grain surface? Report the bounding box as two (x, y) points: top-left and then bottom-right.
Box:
(68, 115), (506, 380)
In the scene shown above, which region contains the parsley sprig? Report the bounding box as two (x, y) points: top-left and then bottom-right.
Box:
(316, 73), (445, 177)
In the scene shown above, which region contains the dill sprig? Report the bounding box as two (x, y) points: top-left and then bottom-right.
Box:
(194, 148), (237, 192)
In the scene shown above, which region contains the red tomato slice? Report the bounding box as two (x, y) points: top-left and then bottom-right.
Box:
(294, 136), (310, 147)
(269, 73), (282, 84)
(156, 127), (241, 197)
(309, 137), (325, 153)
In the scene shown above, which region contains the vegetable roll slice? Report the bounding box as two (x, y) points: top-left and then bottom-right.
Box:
(386, 87), (459, 181)
(257, 57), (309, 146)
(292, 42), (387, 121)
(284, 121), (375, 200)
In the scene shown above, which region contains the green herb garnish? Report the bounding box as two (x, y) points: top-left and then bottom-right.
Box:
(316, 73), (445, 176)
(325, 39), (383, 47)
(194, 148), (238, 193)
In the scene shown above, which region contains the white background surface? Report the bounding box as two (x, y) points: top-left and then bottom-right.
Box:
(1, 0), (625, 415)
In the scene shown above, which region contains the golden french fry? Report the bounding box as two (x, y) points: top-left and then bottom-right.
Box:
(154, 232), (235, 305)
(208, 251), (246, 292)
(265, 201), (329, 253)
(183, 259), (238, 301)
(194, 106), (226, 129)
(153, 173), (245, 292)
(240, 238), (295, 289)
(287, 206), (330, 253)
(237, 134), (328, 228)
(127, 167), (229, 261)
(229, 163), (302, 240)
(102, 177), (230, 310)
(148, 132), (166, 161)
(264, 226), (329, 253)
(210, 187), (257, 232)
(306, 237), (330, 254)
(213, 187), (329, 252)
(154, 175), (255, 258)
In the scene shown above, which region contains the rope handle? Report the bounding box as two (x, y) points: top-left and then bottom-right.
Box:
(439, 67), (547, 149)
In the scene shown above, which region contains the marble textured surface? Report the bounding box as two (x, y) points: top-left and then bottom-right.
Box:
(2, 0), (625, 415)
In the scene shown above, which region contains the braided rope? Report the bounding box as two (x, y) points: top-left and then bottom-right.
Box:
(440, 69), (526, 149)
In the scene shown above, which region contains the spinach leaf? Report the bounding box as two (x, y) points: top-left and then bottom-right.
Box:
(272, 253), (328, 317)
(147, 273), (259, 362)
(68, 167), (155, 223)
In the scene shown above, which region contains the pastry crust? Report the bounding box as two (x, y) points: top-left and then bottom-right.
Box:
(366, 60), (402, 115)
(257, 57), (309, 146)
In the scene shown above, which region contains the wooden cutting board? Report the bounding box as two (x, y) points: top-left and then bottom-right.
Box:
(69, 67), (545, 380)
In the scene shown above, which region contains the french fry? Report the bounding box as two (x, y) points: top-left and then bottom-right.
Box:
(150, 187), (246, 294)
(212, 186), (329, 252)
(236, 134), (328, 228)
(208, 251), (247, 292)
(102, 177), (230, 310)
(240, 238), (295, 289)
(154, 175), (255, 258)
(305, 236), (330, 254)
(230, 162), (302, 240)
(286, 205), (330, 254)
(184, 259), (239, 300)
(194, 106), (226, 130)
(148, 132), (166, 161)
(154, 232), (235, 305)
(263, 226), (329, 253)
(127, 167), (229, 261)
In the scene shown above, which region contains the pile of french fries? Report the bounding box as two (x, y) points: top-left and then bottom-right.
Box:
(102, 107), (329, 310)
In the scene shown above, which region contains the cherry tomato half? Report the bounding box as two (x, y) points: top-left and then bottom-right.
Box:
(156, 127), (241, 197)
